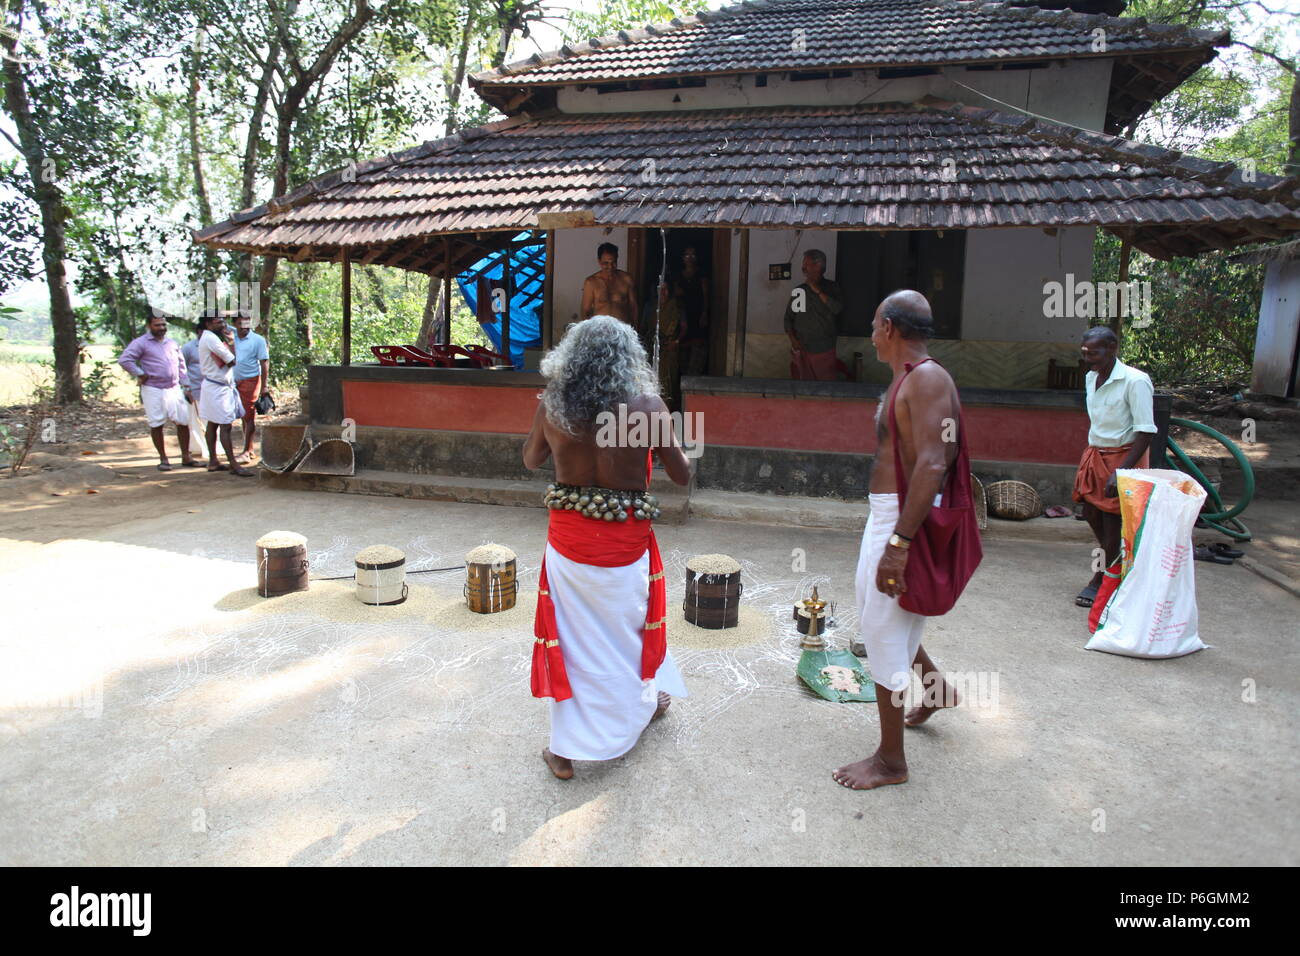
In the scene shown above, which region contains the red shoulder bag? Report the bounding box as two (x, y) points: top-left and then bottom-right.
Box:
(888, 359), (983, 615)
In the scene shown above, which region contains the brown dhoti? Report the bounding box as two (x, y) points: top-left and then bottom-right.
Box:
(1072, 444), (1148, 514)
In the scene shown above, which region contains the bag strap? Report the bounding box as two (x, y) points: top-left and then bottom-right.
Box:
(888, 358), (971, 507)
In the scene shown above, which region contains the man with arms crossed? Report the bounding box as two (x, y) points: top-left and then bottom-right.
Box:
(833, 290), (964, 791)
(784, 249), (843, 381)
(523, 315), (691, 780)
(196, 312), (255, 477)
(232, 314), (270, 464)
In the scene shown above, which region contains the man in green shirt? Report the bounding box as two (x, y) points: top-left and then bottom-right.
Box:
(783, 249), (843, 380)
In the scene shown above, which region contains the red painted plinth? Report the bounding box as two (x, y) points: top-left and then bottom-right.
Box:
(685, 393), (1087, 465)
(342, 380), (538, 433)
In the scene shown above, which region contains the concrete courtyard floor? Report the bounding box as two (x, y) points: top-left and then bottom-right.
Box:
(0, 480), (1296, 866)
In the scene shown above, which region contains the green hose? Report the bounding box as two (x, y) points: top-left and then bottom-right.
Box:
(1159, 417), (1254, 542)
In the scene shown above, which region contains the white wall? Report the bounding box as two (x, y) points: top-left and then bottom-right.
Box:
(552, 226), (630, 331)
(556, 59), (1113, 131)
(960, 226), (1095, 343)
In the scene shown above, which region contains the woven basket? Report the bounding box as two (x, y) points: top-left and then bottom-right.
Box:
(971, 474), (988, 530)
(986, 480), (1042, 521)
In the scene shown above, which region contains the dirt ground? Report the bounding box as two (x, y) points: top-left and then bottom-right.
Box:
(0, 436), (1295, 866)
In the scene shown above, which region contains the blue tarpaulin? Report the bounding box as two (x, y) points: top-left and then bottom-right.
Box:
(456, 234), (545, 369)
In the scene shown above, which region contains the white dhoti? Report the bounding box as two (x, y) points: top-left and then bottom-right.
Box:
(854, 492), (930, 693)
(186, 397), (207, 457)
(140, 384), (190, 428)
(544, 542), (688, 761)
(198, 377), (242, 426)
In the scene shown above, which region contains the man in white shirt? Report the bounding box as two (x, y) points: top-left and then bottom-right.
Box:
(196, 312), (255, 477)
(1071, 327), (1156, 607)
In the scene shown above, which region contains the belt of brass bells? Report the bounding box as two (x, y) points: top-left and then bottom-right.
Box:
(544, 482), (661, 522)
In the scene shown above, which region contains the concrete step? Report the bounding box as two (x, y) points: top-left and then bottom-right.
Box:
(260, 467), (692, 523)
(689, 488), (1095, 541)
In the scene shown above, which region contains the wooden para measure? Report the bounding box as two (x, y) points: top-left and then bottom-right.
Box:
(256, 531), (309, 597)
(465, 545), (517, 614)
(683, 562), (742, 629)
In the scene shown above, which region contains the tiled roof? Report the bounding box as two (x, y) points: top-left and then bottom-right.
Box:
(472, 0), (1226, 87)
(193, 100), (1300, 266)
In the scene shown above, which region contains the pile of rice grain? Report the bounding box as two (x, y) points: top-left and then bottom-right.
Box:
(466, 543), (516, 565)
(671, 605), (773, 649)
(354, 544), (404, 566)
(256, 530), (306, 549)
(686, 553), (740, 575)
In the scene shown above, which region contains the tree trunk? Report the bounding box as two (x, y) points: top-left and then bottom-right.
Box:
(1288, 68), (1299, 175)
(445, 1), (475, 135)
(287, 264), (315, 373)
(1, 0), (82, 403)
(259, 0), (375, 335)
(187, 24), (219, 280)
(363, 266), (387, 314)
(417, 277), (442, 348)
(239, 33), (283, 286)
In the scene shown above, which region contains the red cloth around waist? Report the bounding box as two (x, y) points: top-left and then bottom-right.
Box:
(532, 506), (666, 702)
(546, 507), (651, 566)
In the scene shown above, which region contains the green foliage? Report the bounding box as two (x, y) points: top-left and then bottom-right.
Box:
(1125, 0), (1296, 175)
(1094, 231), (1263, 386)
(261, 263), (487, 387)
(564, 0), (710, 41)
(81, 361), (117, 403)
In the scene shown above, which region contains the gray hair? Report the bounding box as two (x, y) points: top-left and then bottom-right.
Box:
(540, 315), (659, 435)
(803, 248), (827, 268)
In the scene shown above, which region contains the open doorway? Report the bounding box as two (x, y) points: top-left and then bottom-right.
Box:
(641, 228), (716, 410)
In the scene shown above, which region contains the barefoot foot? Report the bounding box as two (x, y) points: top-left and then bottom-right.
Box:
(542, 748), (573, 780)
(905, 684), (959, 727)
(652, 691), (671, 720)
(831, 752), (908, 790)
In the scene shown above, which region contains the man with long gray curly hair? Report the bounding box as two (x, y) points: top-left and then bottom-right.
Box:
(524, 315), (692, 780)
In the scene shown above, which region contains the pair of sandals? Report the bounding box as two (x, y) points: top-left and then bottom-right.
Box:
(1194, 542), (1244, 565)
(157, 460), (206, 471)
(206, 462), (256, 477)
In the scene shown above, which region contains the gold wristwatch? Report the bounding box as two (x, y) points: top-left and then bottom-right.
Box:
(888, 532), (912, 550)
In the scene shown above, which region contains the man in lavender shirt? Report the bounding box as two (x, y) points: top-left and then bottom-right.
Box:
(118, 315), (201, 471)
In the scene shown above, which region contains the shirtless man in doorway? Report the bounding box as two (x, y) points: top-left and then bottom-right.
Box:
(580, 242), (638, 329)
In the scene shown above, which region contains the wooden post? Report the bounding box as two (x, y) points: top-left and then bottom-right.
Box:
(1113, 239), (1132, 338)
(542, 229), (556, 350)
(733, 229), (750, 378)
(627, 228), (645, 311)
(341, 250), (352, 366)
(442, 240), (452, 346)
